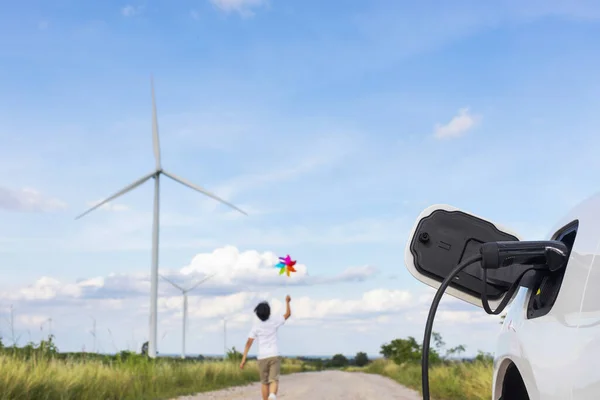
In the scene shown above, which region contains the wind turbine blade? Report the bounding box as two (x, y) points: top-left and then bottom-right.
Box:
(159, 274), (185, 292)
(187, 273), (216, 292)
(75, 172), (155, 220)
(162, 170), (248, 216)
(151, 76), (161, 171)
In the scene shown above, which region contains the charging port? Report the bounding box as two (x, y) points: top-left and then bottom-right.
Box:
(527, 220), (578, 319)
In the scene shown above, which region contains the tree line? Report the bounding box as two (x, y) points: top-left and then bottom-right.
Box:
(324, 331), (493, 369)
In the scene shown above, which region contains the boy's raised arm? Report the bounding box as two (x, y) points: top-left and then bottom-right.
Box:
(283, 295), (292, 320)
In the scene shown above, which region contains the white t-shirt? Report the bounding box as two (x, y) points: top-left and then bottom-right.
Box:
(248, 314), (286, 360)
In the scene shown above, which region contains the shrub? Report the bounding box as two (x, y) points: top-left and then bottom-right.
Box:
(225, 347), (243, 362)
(363, 358), (493, 400)
(330, 354), (349, 368)
(354, 352), (369, 367)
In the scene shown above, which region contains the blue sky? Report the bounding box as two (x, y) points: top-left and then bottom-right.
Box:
(0, 0), (600, 358)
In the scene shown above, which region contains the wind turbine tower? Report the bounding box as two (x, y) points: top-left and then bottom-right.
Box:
(75, 77), (247, 358)
(223, 317), (228, 359)
(160, 273), (214, 359)
(91, 317), (97, 353)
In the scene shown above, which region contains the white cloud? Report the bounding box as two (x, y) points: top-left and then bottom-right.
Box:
(3, 277), (83, 301)
(279, 289), (414, 320)
(121, 5), (143, 17)
(0, 186), (67, 212)
(433, 107), (481, 139)
(155, 286), (500, 344)
(17, 314), (50, 328)
(159, 288), (414, 324)
(161, 292), (264, 320)
(209, 0), (268, 16)
(0, 279), (501, 355)
(86, 200), (130, 212)
(435, 310), (497, 324)
(176, 246), (379, 287)
(178, 246), (310, 282)
(0, 246), (378, 303)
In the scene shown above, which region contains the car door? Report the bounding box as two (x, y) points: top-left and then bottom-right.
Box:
(499, 217), (587, 400)
(566, 193), (600, 400)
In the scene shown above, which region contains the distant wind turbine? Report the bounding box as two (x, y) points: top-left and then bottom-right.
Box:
(89, 316), (97, 353)
(223, 317), (227, 359)
(75, 77), (247, 358)
(160, 273), (214, 359)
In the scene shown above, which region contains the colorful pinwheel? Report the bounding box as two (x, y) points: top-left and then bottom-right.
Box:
(275, 255), (297, 277)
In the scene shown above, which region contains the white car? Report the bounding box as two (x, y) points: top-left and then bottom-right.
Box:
(404, 192), (600, 400)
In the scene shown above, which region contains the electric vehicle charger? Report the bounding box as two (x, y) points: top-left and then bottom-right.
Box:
(420, 240), (569, 400)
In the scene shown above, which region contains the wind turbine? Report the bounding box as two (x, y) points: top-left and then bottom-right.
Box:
(223, 317), (228, 359)
(75, 77), (247, 358)
(160, 272), (215, 359)
(89, 316), (97, 353)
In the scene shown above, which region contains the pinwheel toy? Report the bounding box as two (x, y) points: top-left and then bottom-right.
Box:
(275, 255), (297, 277)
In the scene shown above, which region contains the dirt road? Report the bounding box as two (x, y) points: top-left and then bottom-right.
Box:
(175, 370), (421, 400)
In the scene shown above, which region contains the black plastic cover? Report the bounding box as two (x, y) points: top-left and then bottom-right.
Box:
(410, 209), (520, 300)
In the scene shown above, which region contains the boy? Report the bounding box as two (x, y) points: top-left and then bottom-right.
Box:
(240, 295), (292, 400)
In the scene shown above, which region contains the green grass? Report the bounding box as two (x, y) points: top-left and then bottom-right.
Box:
(350, 359), (493, 400)
(0, 334), (489, 399)
(0, 353), (306, 400)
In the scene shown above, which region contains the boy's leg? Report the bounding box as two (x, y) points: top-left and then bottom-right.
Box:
(269, 381), (279, 395)
(257, 359), (270, 400)
(261, 384), (269, 400)
(268, 357), (281, 396)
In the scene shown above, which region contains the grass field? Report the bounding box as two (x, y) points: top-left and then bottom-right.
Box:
(348, 358), (493, 400)
(0, 352), (306, 400)
(0, 333), (491, 400)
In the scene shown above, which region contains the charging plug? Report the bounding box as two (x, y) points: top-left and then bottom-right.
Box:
(480, 240), (569, 271)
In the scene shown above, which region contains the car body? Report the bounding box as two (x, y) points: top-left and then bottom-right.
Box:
(405, 192), (600, 400)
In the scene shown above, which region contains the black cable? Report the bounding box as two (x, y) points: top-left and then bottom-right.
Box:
(481, 266), (540, 315)
(422, 257), (550, 400)
(421, 254), (482, 400)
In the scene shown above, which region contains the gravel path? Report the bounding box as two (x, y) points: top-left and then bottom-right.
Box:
(174, 370), (422, 400)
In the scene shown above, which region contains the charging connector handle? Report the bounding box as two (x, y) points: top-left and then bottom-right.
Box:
(479, 240), (569, 314)
(481, 240), (569, 271)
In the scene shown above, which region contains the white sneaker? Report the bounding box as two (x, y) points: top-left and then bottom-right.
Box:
(268, 394), (277, 400)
